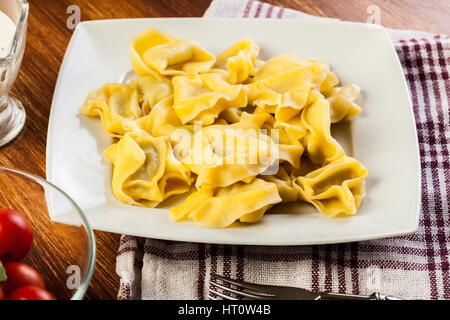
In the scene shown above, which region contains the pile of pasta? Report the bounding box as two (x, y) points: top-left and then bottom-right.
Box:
(79, 27), (368, 228)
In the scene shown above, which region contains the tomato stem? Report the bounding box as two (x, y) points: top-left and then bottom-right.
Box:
(0, 261), (7, 282)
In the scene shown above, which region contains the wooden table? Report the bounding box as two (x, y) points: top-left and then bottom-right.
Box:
(0, 0), (447, 300)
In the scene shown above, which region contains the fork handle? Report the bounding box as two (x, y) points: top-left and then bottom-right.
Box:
(321, 292), (404, 300)
(368, 293), (404, 300)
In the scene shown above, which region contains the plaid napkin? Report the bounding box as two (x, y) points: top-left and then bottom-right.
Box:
(116, 0), (450, 300)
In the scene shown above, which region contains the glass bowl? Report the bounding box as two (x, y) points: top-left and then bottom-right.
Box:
(0, 167), (96, 300)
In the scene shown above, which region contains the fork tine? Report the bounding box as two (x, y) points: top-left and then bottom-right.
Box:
(207, 294), (218, 300)
(210, 279), (275, 300)
(209, 287), (238, 300)
(211, 274), (278, 296)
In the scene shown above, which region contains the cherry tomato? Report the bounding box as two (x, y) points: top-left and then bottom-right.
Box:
(8, 286), (56, 300)
(1, 262), (45, 296)
(0, 288), (5, 300)
(0, 208), (33, 262)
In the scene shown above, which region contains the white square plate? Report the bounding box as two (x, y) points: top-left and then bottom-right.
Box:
(47, 18), (420, 245)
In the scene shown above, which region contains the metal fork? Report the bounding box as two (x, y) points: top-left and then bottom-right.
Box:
(209, 274), (403, 300)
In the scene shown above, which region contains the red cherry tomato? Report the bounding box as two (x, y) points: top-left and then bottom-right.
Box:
(8, 286), (56, 300)
(1, 262), (45, 296)
(0, 208), (33, 262)
(0, 288), (5, 300)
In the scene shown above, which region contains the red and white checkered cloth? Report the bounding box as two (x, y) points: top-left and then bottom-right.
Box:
(116, 0), (450, 300)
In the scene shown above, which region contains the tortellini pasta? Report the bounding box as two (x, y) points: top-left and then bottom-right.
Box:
(79, 27), (367, 228)
(132, 73), (173, 114)
(294, 156), (368, 217)
(261, 165), (298, 203)
(170, 179), (281, 228)
(129, 27), (215, 77)
(79, 83), (141, 137)
(172, 73), (247, 125)
(183, 113), (279, 188)
(78, 74), (174, 137)
(301, 94), (344, 165)
(104, 131), (192, 208)
(213, 39), (260, 84)
(323, 84), (362, 123)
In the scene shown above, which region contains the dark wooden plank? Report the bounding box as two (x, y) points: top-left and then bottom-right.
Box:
(0, 0), (447, 300)
(265, 0), (449, 34)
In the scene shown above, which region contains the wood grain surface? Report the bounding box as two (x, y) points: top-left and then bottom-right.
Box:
(0, 0), (447, 300)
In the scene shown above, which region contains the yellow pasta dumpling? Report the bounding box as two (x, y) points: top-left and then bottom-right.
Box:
(294, 155), (368, 217)
(218, 107), (244, 124)
(184, 117), (279, 188)
(261, 165), (298, 203)
(213, 38), (260, 84)
(301, 95), (344, 165)
(131, 74), (173, 115)
(323, 84), (361, 123)
(170, 179), (282, 228)
(172, 73), (247, 125)
(253, 54), (313, 81)
(274, 113), (308, 141)
(253, 55), (338, 89)
(247, 55), (333, 134)
(129, 27), (216, 77)
(79, 83), (142, 137)
(278, 143), (304, 168)
(134, 96), (193, 141)
(105, 131), (192, 208)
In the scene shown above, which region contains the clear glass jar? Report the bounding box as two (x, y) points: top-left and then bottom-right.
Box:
(0, 0), (28, 147)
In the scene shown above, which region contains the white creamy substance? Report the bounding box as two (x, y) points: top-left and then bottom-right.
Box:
(0, 11), (16, 58)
